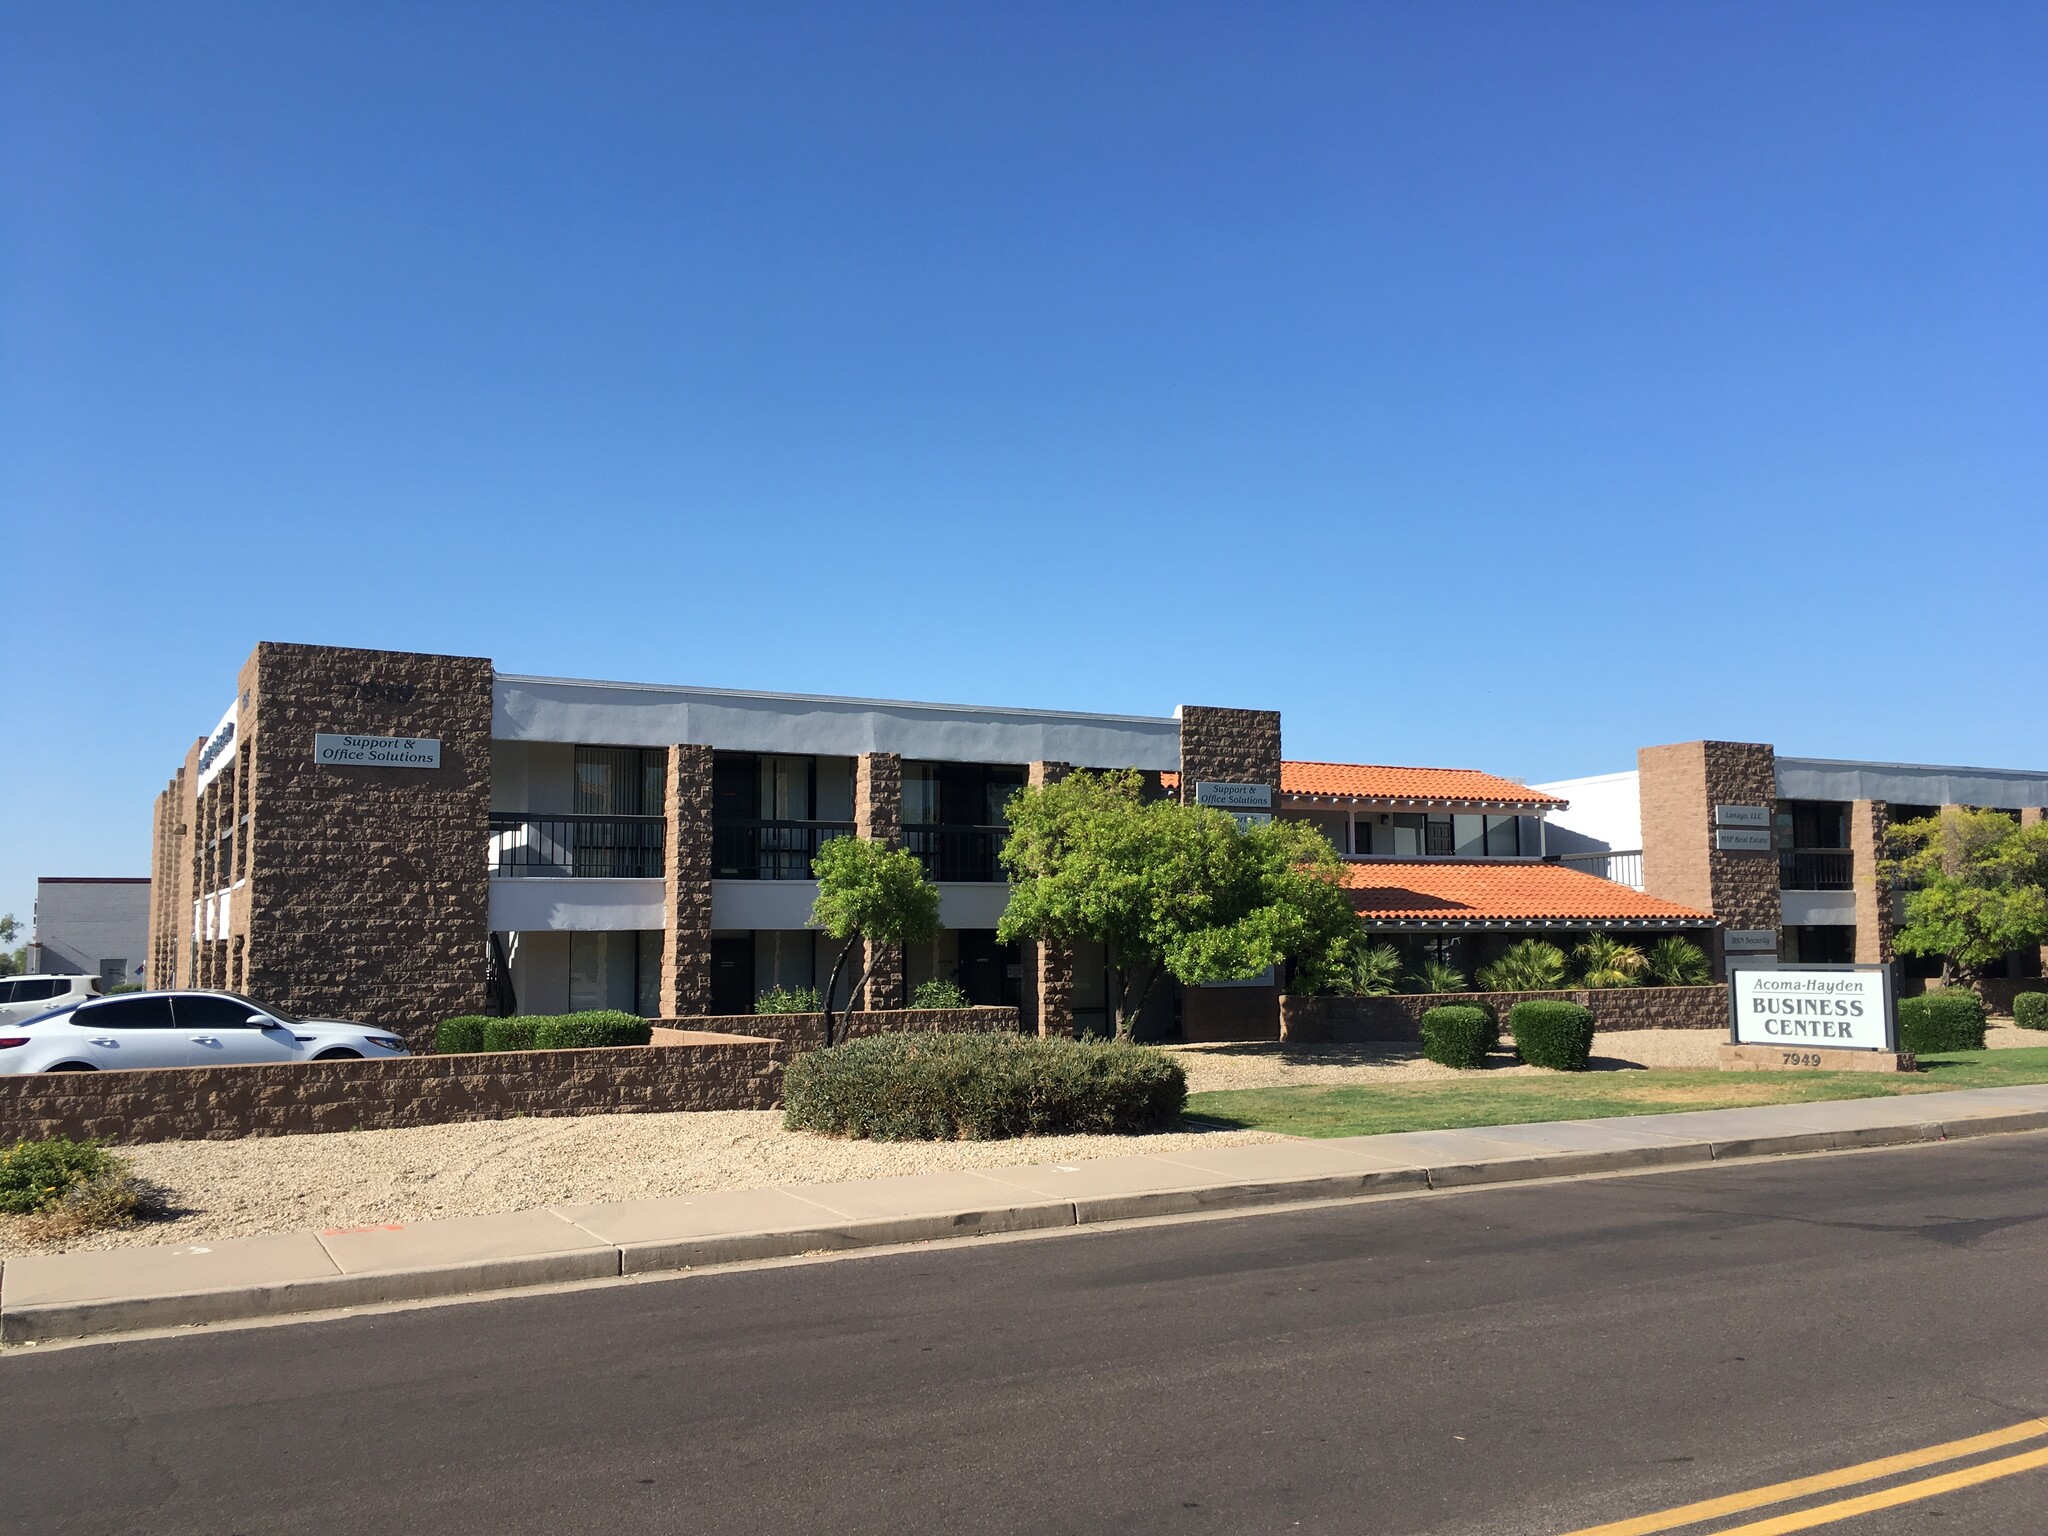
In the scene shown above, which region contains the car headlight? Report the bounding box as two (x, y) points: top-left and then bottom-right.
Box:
(364, 1035), (406, 1052)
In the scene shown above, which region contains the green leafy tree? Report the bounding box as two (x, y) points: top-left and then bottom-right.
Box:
(1477, 938), (1568, 992)
(0, 914), (21, 977)
(810, 837), (943, 1047)
(1644, 936), (1712, 987)
(996, 770), (1363, 1036)
(1886, 809), (2048, 988)
(1575, 933), (1647, 989)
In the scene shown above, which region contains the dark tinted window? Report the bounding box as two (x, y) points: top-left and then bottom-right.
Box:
(9, 979), (65, 1002)
(73, 995), (176, 1029)
(175, 994), (264, 1028)
(0, 980), (15, 1004)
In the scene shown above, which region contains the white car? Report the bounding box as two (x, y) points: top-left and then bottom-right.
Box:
(0, 974), (103, 1027)
(0, 990), (411, 1073)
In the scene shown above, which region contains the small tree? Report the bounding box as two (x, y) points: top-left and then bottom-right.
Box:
(997, 770), (1363, 1036)
(0, 914), (21, 977)
(1886, 810), (2048, 989)
(810, 837), (942, 1047)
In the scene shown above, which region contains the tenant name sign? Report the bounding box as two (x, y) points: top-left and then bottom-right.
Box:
(1730, 967), (1892, 1052)
(1195, 782), (1272, 809)
(314, 733), (442, 768)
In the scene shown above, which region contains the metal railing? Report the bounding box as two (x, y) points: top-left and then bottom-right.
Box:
(1557, 849), (1644, 889)
(711, 819), (855, 880)
(489, 813), (665, 879)
(1781, 847), (1854, 890)
(906, 824), (1007, 882)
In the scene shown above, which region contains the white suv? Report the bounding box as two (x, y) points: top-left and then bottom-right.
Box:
(0, 974), (102, 1027)
(0, 990), (412, 1072)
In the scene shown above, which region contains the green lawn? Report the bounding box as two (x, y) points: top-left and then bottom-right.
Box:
(1183, 1047), (2048, 1139)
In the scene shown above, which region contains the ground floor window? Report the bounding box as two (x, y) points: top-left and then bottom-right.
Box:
(504, 930), (665, 1017)
(1780, 925), (1855, 964)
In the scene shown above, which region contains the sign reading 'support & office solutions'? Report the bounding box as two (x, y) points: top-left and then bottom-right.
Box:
(1729, 966), (1893, 1052)
(1195, 781), (1273, 809)
(313, 733), (442, 769)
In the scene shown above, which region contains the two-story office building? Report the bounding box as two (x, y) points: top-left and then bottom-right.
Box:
(1537, 741), (2048, 985)
(147, 643), (1715, 1042)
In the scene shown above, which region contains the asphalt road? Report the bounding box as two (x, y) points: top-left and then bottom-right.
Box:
(6, 1134), (2048, 1536)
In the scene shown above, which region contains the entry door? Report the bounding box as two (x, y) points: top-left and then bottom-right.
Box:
(709, 935), (755, 1016)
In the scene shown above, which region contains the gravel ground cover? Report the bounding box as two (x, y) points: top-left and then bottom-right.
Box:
(0, 1113), (1281, 1258)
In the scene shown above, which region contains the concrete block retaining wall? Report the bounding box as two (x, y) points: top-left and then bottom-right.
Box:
(1279, 986), (1730, 1044)
(0, 1035), (784, 1145)
(670, 1006), (1022, 1053)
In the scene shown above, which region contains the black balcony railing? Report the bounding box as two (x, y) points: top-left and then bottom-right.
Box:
(906, 824), (1007, 883)
(489, 813), (665, 879)
(712, 819), (855, 880)
(1781, 847), (1854, 891)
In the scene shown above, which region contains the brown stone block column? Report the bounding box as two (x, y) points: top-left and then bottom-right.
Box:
(1639, 741), (1780, 973)
(1175, 706), (1282, 803)
(1850, 800), (1894, 965)
(856, 752), (904, 1009)
(662, 743), (714, 1018)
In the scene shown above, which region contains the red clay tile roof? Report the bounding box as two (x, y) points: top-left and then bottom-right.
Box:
(1336, 860), (1713, 927)
(1281, 761), (1567, 808)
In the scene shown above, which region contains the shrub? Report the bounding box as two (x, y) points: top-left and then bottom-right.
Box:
(1409, 959), (1466, 995)
(481, 1016), (543, 1053)
(1420, 1004), (1498, 1069)
(0, 1137), (123, 1216)
(755, 985), (822, 1015)
(1575, 934), (1647, 989)
(2015, 992), (2048, 1031)
(435, 1015), (493, 1054)
(783, 1032), (1187, 1140)
(1897, 991), (1987, 1053)
(1477, 939), (1568, 992)
(534, 1011), (652, 1049)
(1334, 943), (1404, 997)
(910, 978), (971, 1010)
(1644, 936), (1712, 987)
(1510, 999), (1597, 1072)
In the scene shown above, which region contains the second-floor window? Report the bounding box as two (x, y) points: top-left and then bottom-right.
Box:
(902, 763), (1024, 882)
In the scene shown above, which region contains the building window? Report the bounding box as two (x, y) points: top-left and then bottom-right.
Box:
(1483, 815), (1521, 857)
(1779, 925), (1855, 964)
(575, 747), (665, 817)
(902, 763), (1025, 881)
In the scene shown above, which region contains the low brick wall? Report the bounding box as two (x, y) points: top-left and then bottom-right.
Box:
(1279, 986), (1730, 1044)
(0, 1036), (784, 1145)
(669, 1006), (1022, 1053)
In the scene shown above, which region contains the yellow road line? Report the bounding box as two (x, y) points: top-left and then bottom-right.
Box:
(1706, 1442), (2048, 1534)
(1556, 1417), (2048, 1536)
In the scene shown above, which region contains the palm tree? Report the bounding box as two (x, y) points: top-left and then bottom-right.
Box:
(1345, 943), (1404, 996)
(1411, 958), (1467, 995)
(1644, 936), (1711, 986)
(1477, 938), (1569, 992)
(1576, 933), (1648, 989)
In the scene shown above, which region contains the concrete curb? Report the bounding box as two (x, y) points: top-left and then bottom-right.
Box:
(7, 1096), (2048, 1346)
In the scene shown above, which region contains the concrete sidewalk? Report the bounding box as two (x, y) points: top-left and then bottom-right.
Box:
(8, 1084), (2048, 1345)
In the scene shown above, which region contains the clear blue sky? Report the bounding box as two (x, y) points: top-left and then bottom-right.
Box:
(3, 2), (2044, 930)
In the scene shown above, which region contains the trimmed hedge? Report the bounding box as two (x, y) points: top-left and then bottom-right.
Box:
(1510, 999), (1597, 1072)
(436, 1012), (655, 1054)
(534, 1011), (652, 1049)
(1420, 1004), (1498, 1070)
(1897, 991), (1987, 1054)
(2014, 992), (2048, 1031)
(784, 1031), (1187, 1141)
(435, 1016), (492, 1054)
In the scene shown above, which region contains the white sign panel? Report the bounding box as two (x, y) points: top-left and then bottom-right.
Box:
(1714, 804), (1771, 828)
(1730, 967), (1892, 1051)
(314, 734), (442, 769)
(1724, 928), (1779, 953)
(1196, 781), (1273, 809)
(1716, 828), (1772, 852)
(195, 701), (239, 793)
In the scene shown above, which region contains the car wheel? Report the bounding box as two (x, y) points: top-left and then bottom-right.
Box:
(313, 1048), (362, 1060)
(44, 1062), (97, 1072)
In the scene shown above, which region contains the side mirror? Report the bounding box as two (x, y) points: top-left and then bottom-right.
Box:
(245, 1013), (274, 1028)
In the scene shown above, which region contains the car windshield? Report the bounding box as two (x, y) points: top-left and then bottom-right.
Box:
(214, 992), (303, 1025)
(19, 1001), (83, 1027)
